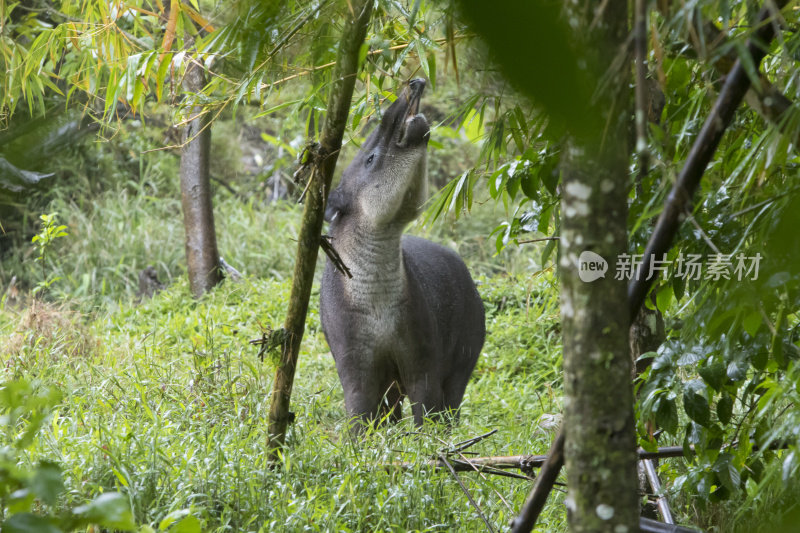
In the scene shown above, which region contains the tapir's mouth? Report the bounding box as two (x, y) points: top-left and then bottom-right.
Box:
(397, 78), (430, 147)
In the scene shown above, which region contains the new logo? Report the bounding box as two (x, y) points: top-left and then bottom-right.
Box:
(578, 251), (608, 282)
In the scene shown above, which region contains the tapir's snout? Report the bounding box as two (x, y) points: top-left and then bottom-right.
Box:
(406, 78), (425, 115)
(386, 78), (429, 148)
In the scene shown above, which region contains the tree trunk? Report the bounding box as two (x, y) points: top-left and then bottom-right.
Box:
(267, 0), (373, 458)
(559, 1), (639, 531)
(179, 62), (222, 298)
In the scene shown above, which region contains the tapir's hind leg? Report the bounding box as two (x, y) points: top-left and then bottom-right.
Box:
(441, 350), (480, 424)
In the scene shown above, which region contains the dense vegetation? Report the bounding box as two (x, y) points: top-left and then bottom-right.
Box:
(0, 57), (573, 530)
(2, 0), (800, 531)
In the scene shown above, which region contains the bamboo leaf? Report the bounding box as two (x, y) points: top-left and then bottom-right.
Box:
(156, 56), (171, 102)
(408, 0), (422, 28)
(183, 4), (214, 32)
(40, 76), (64, 96)
(253, 99), (303, 119)
(427, 50), (436, 89)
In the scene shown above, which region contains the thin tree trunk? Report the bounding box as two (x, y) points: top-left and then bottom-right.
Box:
(559, 1), (639, 531)
(560, 155), (639, 532)
(180, 61), (222, 297)
(267, 0), (373, 458)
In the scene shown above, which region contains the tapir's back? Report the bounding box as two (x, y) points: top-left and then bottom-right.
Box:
(401, 235), (485, 373)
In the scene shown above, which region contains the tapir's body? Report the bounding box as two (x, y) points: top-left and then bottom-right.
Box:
(320, 79), (485, 427)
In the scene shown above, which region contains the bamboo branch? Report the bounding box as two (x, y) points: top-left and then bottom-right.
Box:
(255, 34), (472, 93)
(517, 236), (560, 245)
(642, 458), (675, 524)
(320, 235), (352, 278)
(267, 2), (328, 60)
(446, 429), (498, 454)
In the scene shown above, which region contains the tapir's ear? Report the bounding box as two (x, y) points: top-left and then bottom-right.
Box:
(324, 185), (347, 222)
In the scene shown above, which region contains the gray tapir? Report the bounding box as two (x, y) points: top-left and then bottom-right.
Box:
(320, 79), (485, 428)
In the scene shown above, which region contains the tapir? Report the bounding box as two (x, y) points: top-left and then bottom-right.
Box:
(320, 79), (485, 428)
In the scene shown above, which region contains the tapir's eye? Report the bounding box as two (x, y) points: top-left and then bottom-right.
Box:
(366, 154), (375, 166)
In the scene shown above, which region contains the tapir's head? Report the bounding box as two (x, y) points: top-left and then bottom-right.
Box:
(325, 78), (430, 229)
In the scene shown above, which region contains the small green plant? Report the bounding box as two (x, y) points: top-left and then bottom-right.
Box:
(31, 213), (69, 297)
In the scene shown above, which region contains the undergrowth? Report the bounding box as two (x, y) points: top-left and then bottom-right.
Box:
(1, 268), (566, 532)
(3, 71), (794, 533)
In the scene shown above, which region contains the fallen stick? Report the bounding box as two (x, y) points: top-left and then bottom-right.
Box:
(383, 442), (789, 474)
(385, 444), (688, 475)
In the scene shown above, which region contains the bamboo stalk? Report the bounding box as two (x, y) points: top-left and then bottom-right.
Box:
(266, 0), (374, 461)
(642, 458), (674, 524)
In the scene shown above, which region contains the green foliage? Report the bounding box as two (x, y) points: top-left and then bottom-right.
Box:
(0, 380), (136, 531)
(455, 0), (599, 138)
(0, 74), (539, 308)
(0, 80), (564, 529)
(630, 1), (800, 511)
(422, 98), (561, 269)
(423, 0), (800, 524)
(3, 0), (800, 528)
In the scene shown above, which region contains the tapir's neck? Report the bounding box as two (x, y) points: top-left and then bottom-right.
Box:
(331, 221), (406, 306)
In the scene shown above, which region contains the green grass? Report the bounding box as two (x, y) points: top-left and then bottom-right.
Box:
(3, 121), (797, 533)
(1, 113), (535, 313)
(11, 73), (797, 532)
(1, 261), (566, 531)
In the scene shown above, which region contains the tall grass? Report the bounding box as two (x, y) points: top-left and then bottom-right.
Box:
(5, 110), (794, 533)
(0, 80), (582, 531)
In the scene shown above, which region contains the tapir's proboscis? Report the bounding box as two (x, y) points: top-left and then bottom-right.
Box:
(320, 79), (485, 430)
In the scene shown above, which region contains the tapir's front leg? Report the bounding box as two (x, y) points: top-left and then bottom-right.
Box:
(334, 351), (402, 432)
